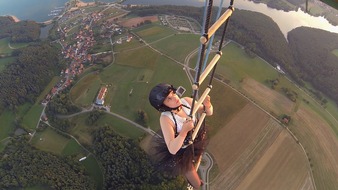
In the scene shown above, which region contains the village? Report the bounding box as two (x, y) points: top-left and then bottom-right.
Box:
(41, 1), (201, 115)
(42, 3), (131, 111)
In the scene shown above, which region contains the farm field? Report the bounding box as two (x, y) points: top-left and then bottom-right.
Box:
(133, 24), (176, 43)
(236, 130), (312, 190)
(291, 105), (338, 190)
(119, 15), (159, 28)
(208, 104), (313, 190)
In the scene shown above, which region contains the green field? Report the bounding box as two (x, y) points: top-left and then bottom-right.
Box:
(61, 138), (84, 156)
(115, 45), (159, 68)
(22, 104), (44, 130)
(82, 155), (104, 190)
(31, 127), (71, 155)
(0, 111), (15, 141)
(71, 73), (102, 107)
(0, 57), (15, 72)
(152, 33), (200, 62)
(332, 49), (338, 57)
(0, 37), (28, 54)
(0, 38), (12, 54)
(113, 37), (144, 52)
(133, 24), (176, 43)
(197, 42), (279, 88)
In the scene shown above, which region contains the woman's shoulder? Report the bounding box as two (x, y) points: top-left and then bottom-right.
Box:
(161, 111), (171, 117)
(182, 97), (193, 105)
(160, 112), (173, 122)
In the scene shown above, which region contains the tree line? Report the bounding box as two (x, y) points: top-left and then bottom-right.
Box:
(0, 16), (40, 43)
(128, 5), (338, 105)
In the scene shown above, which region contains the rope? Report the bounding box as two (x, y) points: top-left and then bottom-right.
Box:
(202, 0), (225, 71)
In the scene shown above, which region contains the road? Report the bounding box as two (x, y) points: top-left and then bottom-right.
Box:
(199, 152), (213, 190)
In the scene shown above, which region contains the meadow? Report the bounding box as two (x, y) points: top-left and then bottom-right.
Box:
(0, 38), (13, 55)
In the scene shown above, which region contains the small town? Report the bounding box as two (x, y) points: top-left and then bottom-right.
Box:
(42, 1), (201, 113)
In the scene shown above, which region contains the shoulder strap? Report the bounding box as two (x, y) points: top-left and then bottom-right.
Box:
(170, 112), (179, 137)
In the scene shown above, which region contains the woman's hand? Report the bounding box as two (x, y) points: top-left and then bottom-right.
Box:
(203, 95), (212, 107)
(181, 119), (194, 135)
(202, 95), (213, 116)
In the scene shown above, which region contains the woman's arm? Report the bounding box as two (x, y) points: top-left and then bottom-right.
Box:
(160, 115), (194, 155)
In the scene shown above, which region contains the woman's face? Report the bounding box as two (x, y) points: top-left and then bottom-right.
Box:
(163, 90), (181, 108)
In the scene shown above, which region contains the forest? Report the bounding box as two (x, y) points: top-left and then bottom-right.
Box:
(92, 126), (186, 189)
(128, 5), (338, 105)
(288, 27), (338, 105)
(0, 16), (40, 43)
(0, 43), (61, 112)
(0, 138), (95, 189)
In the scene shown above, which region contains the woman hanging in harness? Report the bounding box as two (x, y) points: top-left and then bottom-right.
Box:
(149, 83), (213, 189)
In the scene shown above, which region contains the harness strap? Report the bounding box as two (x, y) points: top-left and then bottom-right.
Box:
(170, 104), (193, 148)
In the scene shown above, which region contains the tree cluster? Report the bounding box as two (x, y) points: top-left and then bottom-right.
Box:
(0, 16), (40, 43)
(46, 92), (81, 116)
(92, 126), (186, 189)
(86, 110), (103, 125)
(0, 43), (60, 111)
(0, 138), (95, 189)
(45, 92), (81, 132)
(136, 109), (148, 126)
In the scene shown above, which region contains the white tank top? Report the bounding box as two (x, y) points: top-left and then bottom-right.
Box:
(161, 98), (195, 133)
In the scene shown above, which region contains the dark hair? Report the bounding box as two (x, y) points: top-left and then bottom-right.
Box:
(149, 83), (176, 112)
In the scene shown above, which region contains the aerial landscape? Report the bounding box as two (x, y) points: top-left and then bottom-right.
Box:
(1, 0), (338, 189)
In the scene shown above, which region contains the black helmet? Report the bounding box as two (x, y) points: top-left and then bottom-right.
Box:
(149, 83), (176, 112)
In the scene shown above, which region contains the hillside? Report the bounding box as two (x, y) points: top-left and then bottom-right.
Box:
(288, 27), (338, 105)
(0, 16), (40, 43)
